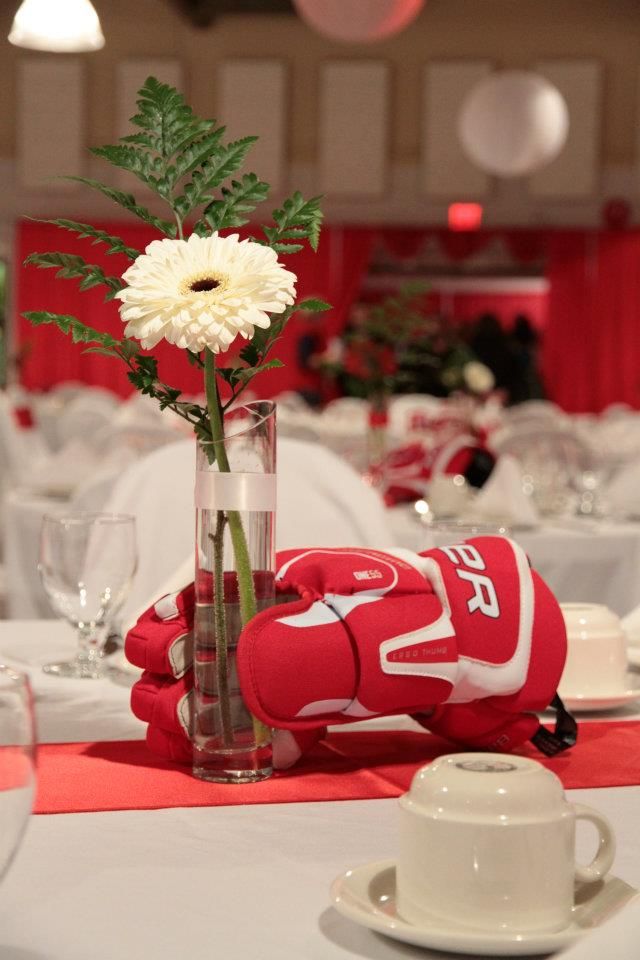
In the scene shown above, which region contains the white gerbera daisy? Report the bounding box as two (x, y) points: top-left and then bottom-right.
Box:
(115, 232), (297, 353)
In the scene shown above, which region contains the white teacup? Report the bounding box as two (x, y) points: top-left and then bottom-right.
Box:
(397, 753), (615, 934)
(559, 603), (628, 696)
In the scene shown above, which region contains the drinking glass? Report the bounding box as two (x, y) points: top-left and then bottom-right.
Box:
(0, 666), (36, 882)
(421, 519), (512, 551)
(38, 513), (137, 679)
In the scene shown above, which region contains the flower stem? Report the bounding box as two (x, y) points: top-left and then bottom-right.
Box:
(211, 510), (232, 748)
(203, 348), (270, 748)
(204, 350), (257, 623)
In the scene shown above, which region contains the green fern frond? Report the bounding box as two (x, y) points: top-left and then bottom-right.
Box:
(194, 173), (270, 234)
(173, 137), (258, 219)
(22, 311), (122, 347)
(30, 219), (141, 260)
(63, 177), (177, 237)
(263, 193), (324, 252)
(24, 253), (125, 300)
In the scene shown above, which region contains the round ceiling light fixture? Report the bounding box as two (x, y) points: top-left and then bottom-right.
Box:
(458, 70), (569, 178)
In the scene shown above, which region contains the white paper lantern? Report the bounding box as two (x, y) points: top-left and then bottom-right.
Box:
(458, 71), (569, 178)
(292, 0), (424, 44)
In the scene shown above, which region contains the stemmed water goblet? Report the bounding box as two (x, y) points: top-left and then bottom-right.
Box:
(421, 519), (512, 552)
(0, 666), (36, 882)
(37, 513), (137, 679)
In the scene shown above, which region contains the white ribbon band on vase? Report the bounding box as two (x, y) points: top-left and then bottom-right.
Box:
(194, 471), (277, 512)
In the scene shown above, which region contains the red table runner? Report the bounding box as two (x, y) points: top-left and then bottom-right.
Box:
(34, 723), (640, 815)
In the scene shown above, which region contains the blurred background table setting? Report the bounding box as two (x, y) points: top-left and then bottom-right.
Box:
(378, 398), (640, 618)
(0, 383), (196, 617)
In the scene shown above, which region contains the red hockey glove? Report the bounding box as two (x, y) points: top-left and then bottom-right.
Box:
(126, 537), (573, 768)
(125, 581), (325, 768)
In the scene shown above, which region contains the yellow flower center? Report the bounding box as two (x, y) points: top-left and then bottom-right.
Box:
(181, 272), (228, 296)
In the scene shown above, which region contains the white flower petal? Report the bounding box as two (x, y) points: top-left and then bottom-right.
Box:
(117, 234), (297, 354)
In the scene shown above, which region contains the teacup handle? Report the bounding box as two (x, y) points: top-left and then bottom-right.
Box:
(572, 803), (616, 883)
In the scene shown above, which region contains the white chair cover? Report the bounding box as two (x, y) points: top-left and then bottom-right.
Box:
(0, 392), (50, 500)
(276, 402), (322, 444)
(55, 395), (117, 449)
(103, 436), (394, 629)
(0, 391), (31, 486)
(278, 436), (392, 550)
(92, 423), (180, 458)
(605, 459), (640, 518)
(322, 397), (369, 420)
(274, 391), (313, 413)
(317, 399), (371, 471)
(47, 381), (87, 402)
(505, 399), (566, 421)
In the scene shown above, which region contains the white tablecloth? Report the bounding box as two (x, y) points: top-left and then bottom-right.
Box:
(0, 786), (638, 960)
(389, 508), (640, 617)
(0, 621), (639, 960)
(0, 620), (143, 742)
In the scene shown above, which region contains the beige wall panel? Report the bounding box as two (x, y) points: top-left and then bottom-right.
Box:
(421, 61), (492, 198)
(217, 60), (287, 192)
(530, 60), (602, 197)
(17, 59), (84, 190)
(319, 61), (389, 197)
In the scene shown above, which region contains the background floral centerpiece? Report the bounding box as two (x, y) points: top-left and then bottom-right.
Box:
(23, 77), (327, 782)
(318, 283), (494, 474)
(319, 282), (494, 403)
(319, 283), (426, 406)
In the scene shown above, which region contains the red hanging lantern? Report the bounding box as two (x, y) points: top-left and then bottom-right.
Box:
(292, 0), (424, 43)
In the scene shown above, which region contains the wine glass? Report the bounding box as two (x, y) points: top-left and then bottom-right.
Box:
(421, 519), (512, 551)
(0, 666), (36, 882)
(38, 513), (137, 679)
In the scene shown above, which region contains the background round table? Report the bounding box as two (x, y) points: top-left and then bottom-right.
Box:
(389, 508), (640, 617)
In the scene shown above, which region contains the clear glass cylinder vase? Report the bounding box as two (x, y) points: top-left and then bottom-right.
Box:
(193, 400), (276, 783)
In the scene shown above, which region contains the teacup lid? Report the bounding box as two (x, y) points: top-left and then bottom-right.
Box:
(400, 753), (568, 822)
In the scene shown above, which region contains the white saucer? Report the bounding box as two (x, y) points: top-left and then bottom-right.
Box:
(560, 676), (640, 711)
(330, 860), (639, 957)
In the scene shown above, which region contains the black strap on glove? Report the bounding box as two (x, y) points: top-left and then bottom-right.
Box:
(530, 693), (578, 757)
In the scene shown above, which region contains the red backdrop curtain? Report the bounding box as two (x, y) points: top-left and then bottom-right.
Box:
(15, 221), (375, 398)
(436, 291), (547, 330)
(15, 221), (640, 412)
(542, 231), (640, 412)
(378, 228), (549, 265)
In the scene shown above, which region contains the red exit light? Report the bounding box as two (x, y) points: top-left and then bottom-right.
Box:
(448, 203), (483, 231)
